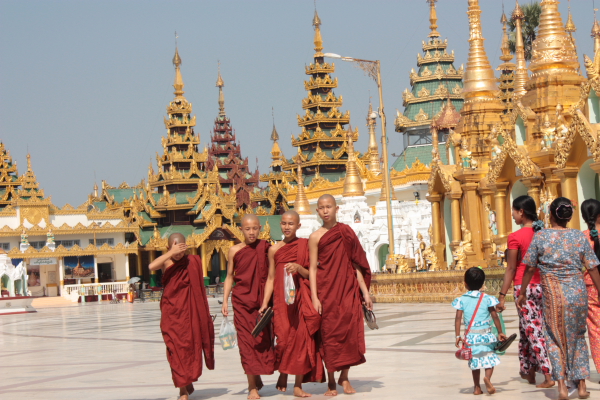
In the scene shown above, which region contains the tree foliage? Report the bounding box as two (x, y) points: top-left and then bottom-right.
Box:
(507, 2), (542, 61)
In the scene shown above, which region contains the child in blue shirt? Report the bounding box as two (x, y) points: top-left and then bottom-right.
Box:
(453, 267), (506, 395)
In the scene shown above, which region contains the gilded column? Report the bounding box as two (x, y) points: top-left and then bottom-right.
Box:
(58, 257), (64, 296)
(428, 194), (446, 267)
(190, 246), (198, 255)
(136, 250), (143, 276)
(494, 182), (510, 241)
(149, 250), (157, 287)
(521, 177), (543, 209)
(200, 244), (208, 278)
(556, 166), (580, 229)
(450, 194), (462, 247)
(478, 187), (494, 258)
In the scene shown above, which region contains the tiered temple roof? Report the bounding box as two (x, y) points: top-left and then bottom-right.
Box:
(0, 142), (21, 210)
(17, 154), (48, 204)
(206, 70), (260, 210)
(283, 10), (359, 185)
(393, 0), (462, 170)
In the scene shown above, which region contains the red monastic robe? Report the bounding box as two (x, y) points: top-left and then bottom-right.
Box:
(232, 239), (275, 375)
(273, 238), (325, 381)
(160, 254), (215, 388)
(317, 223), (371, 372)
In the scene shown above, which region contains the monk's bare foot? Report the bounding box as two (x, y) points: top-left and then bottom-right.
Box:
(248, 388), (261, 400)
(324, 388), (338, 396)
(256, 376), (264, 391)
(473, 385), (483, 395)
(294, 387), (312, 397)
(186, 383), (195, 395)
(483, 377), (495, 395)
(337, 378), (356, 394)
(276, 374), (288, 392)
(178, 388), (189, 400)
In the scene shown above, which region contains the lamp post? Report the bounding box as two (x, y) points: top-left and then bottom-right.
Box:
(324, 53), (395, 256)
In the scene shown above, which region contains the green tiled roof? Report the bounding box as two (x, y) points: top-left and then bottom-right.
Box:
(106, 188), (137, 204)
(93, 201), (107, 211)
(391, 144), (447, 171)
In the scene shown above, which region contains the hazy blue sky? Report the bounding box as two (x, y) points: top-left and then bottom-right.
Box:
(0, 0), (596, 206)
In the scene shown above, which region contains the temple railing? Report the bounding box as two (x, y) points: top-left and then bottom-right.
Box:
(370, 268), (513, 303)
(63, 282), (130, 298)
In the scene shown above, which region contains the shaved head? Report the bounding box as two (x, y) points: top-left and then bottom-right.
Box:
(318, 194), (336, 206)
(282, 210), (300, 223)
(241, 214), (260, 226)
(168, 232), (186, 248)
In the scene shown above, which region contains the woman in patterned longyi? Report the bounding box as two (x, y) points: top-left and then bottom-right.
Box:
(519, 197), (600, 400)
(580, 199), (600, 379)
(497, 195), (553, 388)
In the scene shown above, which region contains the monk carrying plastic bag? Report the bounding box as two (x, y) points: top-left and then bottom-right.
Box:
(219, 316), (237, 350)
(284, 271), (296, 305)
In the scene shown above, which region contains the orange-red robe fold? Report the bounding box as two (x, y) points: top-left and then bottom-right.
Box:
(273, 238), (325, 381)
(317, 223), (371, 372)
(160, 254), (215, 388)
(232, 239), (275, 375)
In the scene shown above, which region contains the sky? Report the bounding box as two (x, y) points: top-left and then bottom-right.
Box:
(0, 0), (597, 207)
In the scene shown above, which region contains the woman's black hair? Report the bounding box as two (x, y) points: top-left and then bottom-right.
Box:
(512, 195), (542, 231)
(464, 267), (485, 291)
(550, 197), (573, 227)
(581, 199), (600, 261)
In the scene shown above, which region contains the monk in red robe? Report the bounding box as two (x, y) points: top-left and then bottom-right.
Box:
(149, 233), (215, 400)
(260, 210), (325, 398)
(222, 214), (275, 399)
(309, 194), (372, 396)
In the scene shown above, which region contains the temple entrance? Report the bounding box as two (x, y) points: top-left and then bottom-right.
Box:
(210, 251), (220, 285)
(377, 244), (388, 271)
(443, 197), (453, 266)
(510, 180), (528, 232)
(98, 262), (113, 282)
(1, 274), (8, 296)
(14, 279), (23, 296)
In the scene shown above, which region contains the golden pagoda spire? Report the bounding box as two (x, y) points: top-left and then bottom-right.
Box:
(565, 0), (577, 47)
(427, 0), (440, 38)
(529, 0), (579, 75)
(366, 101), (381, 175)
(463, 0), (498, 99)
(592, 8), (600, 53)
(294, 164), (311, 214)
(499, 12), (514, 63)
(512, 0), (528, 98)
(172, 46), (185, 98)
(216, 62), (225, 116)
(342, 130), (365, 197)
(312, 9), (324, 57)
(93, 182), (98, 197)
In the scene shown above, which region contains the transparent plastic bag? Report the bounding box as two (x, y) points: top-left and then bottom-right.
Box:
(284, 271), (296, 305)
(219, 316), (237, 350)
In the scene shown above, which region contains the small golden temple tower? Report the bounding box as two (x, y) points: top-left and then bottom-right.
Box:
(0, 142), (21, 211)
(497, 10), (516, 114)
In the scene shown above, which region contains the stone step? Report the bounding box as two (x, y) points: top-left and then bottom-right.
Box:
(31, 296), (79, 309)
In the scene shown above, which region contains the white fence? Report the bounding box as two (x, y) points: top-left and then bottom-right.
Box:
(63, 282), (130, 301)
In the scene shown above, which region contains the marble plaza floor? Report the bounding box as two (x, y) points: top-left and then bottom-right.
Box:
(1, 299), (598, 400)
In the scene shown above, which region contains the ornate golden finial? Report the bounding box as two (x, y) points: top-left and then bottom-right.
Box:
(463, 0), (499, 99)
(512, 0), (528, 98)
(312, 9), (324, 57)
(294, 164), (311, 215)
(427, 0), (440, 38)
(93, 182), (98, 197)
(565, 1), (577, 47)
(529, 0), (579, 75)
(216, 62), (225, 116)
(26, 153), (32, 172)
(592, 8), (600, 52)
(172, 45), (185, 97)
(366, 101), (381, 174)
(499, 11), (514, 63)
(342, 130), (365, 197)
(270, 107), (279, 141)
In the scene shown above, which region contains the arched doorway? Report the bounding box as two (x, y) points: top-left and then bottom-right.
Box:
(210, 250), (221, 285)
(443, 197), (453, 266)
(377, 243), (388, 271)
(510, 180), (528, 232)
